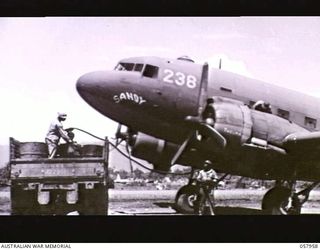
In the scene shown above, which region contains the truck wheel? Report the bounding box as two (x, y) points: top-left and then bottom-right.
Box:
(11, 185), (39, 215)
(78, 184), (108, 215)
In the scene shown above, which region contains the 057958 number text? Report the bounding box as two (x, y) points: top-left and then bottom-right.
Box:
(300, 244), (318, 248)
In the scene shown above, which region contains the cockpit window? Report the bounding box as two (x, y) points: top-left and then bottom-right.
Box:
(115, 62), (144, 73)
(134, 64), (143, 72)
(143, 64), (159, 78)
(115, 63), (134, 71)
(114, 62), (157, 77)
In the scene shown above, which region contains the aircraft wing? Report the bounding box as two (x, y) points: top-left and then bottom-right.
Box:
(283, 131), (320, 157)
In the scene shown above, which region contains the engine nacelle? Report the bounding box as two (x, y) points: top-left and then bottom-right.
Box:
(130, 97), (308, 172)
(211, 96), (306, 147)
(212, 97), (249, 145)
(130, 133), (179, 171)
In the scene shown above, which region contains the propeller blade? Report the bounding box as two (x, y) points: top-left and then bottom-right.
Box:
(115, 123), (122, 146)
(185, 115), (227, 148)
(170, 115), (227, 166)
(198, 123), (227, 148)
(126, 143), (134, 177)
(171, 133), (194, 166)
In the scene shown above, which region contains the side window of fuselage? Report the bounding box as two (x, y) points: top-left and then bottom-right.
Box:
(277, 109), (290, 120)
(305, 116), (317, 130)
(143, 64), (159, 79)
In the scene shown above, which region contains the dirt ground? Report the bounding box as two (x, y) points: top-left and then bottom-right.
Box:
(108, 189), (320, 215)
(1, 186), (320, 215)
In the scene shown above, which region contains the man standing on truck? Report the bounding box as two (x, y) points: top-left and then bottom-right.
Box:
(45, 112), (73, 159)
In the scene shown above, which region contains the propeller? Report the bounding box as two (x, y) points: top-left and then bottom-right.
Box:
(114, 123), (136, 176)
(171, 132), (194, 166)
(126, 143), (134, 178)
(171, 115), (227, 166)
(114, 123), (134, 147)
(115, 123), (124, 146)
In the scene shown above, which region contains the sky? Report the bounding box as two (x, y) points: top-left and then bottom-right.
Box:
(1, 17), (320, 145)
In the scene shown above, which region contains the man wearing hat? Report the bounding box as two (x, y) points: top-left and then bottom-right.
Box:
(194, 160), (219, 215)
(196, 160), (218, 183)
(252, 100), (272, 114)
(45, 112), (73, 159)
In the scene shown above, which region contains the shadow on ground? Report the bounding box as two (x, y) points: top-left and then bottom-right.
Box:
(154, 202), (266, 215)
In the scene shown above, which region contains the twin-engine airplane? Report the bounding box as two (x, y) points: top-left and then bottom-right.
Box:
(76, 55), (320, 215)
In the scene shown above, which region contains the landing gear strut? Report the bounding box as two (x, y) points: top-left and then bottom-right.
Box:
(262, 181), (320, 215)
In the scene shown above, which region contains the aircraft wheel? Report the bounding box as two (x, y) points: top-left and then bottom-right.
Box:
(262, 186), (301, 215)
(175, 185), (200, 214)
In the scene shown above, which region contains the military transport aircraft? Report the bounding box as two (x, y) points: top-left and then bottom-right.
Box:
(76, 55), (320, 215)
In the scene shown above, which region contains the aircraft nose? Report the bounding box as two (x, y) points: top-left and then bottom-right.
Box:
(76, 70), (141, 119)
(76, 71), (111, 97)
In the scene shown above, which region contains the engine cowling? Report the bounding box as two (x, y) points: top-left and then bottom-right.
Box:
(211, 96), (307, 147)
(212, 97), (250, 146)
(130, 133), (179, 171)
(129, 97), (308, 172)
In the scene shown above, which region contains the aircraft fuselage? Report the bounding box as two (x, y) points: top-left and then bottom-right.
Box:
(76, 56), (320, 181)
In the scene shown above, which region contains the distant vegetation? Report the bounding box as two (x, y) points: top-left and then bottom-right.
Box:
(109, 167), (188, 182)
(0, 163), (9, 185)
(108, 166), (277, 190)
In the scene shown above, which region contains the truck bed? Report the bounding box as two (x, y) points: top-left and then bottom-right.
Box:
(9, 137), (110, 215)
(10, 158), (106, 181)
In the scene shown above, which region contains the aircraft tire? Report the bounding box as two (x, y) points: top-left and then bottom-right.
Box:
(261, 186), (301, 215)
(175, 185), (200, 214)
